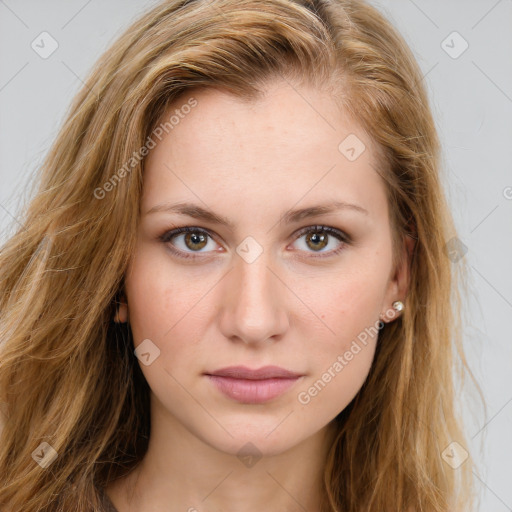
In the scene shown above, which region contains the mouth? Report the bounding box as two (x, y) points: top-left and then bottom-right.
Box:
(204, 365), (305, 404)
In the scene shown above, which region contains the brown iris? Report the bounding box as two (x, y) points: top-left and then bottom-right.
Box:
(184, 231), (208, 251)
(305, 231), (328, 251)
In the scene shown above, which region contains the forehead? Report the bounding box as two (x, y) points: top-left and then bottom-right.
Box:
(141, 80), (388, 221)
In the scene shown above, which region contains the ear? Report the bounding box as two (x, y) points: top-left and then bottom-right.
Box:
(113, 288), (129, 323)
(381, 233), (416, 322)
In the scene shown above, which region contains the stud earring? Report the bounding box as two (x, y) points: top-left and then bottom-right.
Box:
(392, 300), (404, 312)
(379, 300), (405, 323)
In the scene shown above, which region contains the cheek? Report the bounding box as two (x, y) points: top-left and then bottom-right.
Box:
(124, 254), (167, 344)
(294, 267), (387, 412)
(124, 243), (210, 367)
(294, 277), (383, 422)
(309, 265), (386, 345)
(125, 240), (180, 334)
(294, 342), (376, 429)
(123, 248), (207, 409)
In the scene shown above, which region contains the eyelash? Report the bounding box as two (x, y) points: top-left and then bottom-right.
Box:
(158, 225), (351, 261)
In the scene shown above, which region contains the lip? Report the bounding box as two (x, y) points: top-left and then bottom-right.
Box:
(205, 365), (304, 404)
(207, 365), (303, 380)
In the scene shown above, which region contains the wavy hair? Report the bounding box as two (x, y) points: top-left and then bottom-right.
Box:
(0, 0), (481, 510)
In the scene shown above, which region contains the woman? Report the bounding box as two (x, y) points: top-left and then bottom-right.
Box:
(0, 0), (479, 510)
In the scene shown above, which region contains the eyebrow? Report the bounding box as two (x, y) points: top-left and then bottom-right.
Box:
(145, 200), (368, 229)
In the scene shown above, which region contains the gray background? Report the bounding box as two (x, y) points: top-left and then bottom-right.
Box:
(0, 1), (511, 510)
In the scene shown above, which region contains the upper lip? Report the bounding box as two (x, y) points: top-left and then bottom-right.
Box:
(206, 365), (303, 380)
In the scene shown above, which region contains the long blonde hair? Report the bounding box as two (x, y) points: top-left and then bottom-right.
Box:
(0, 0), (481, 510)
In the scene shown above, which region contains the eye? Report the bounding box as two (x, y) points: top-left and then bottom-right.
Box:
(159, 227), (220, 259)
(158, 224), (350, 260)
(290, 225), (349, 258)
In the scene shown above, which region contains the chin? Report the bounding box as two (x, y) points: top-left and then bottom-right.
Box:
(193, 416), (313, 458)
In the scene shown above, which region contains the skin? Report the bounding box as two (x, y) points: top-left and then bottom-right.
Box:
(107, 78), (413, 512)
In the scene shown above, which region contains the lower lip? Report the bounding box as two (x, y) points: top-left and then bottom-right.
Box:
(206, 375), (301, 404)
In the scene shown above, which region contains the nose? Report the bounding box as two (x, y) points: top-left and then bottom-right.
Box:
(218, 252), (290, 346)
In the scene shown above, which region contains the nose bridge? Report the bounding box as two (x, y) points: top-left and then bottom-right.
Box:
(219, 247), (288, 344)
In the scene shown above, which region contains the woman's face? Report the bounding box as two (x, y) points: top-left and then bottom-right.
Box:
(123, 79), (409, 456)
